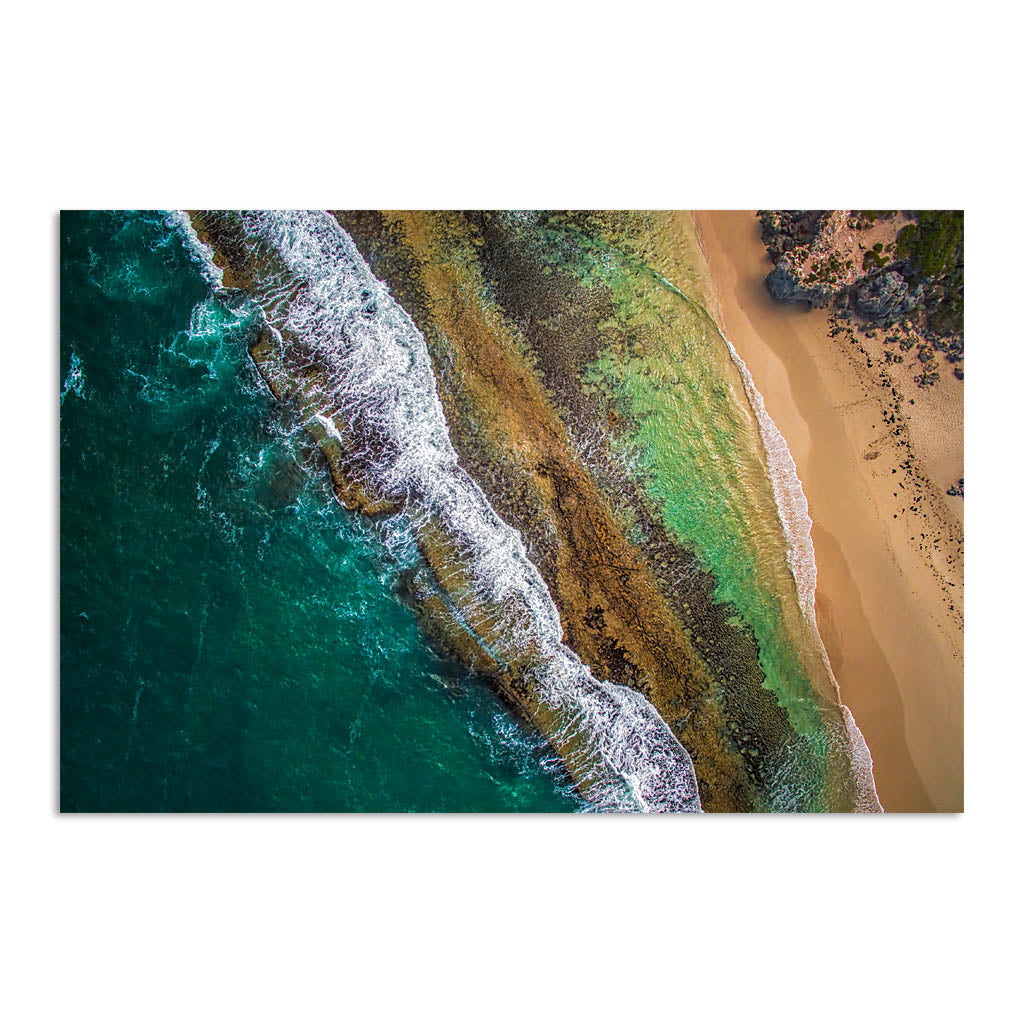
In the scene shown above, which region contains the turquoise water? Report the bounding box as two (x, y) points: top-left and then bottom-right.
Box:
(59, 210), (581, 812)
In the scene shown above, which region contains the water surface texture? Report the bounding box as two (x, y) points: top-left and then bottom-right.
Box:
(60, 211), (581, 811)
(187, 210), (700, 811)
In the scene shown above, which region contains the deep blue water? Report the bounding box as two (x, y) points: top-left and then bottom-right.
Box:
(59, 210), (581, 811)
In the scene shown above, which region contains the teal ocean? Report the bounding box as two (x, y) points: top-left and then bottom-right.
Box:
(60, 211), (581, 811)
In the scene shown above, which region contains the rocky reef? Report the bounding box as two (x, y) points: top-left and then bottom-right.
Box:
(188, 209), (877, 812)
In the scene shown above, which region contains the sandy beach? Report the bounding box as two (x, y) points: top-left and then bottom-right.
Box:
(694, 211), (963, 812)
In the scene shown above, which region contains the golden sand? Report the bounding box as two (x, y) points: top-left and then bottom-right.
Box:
(694, 211), (963, 812)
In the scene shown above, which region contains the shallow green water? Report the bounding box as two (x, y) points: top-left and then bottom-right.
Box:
(524, 220), (825, 736)
(587, 328), (822, 736)
(60, 210), (580, 812)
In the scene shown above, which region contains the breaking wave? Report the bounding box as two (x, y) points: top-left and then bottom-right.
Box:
(182, 210), (701, 813)
(721, 330), (881, 812)
(166, 210), (224, 289)
(722, 337), (818, 619)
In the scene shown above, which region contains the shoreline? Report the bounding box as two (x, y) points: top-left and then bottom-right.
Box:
(693, 211), (963, 812)
(192, 209), (903, 811)
(334, 210), (877, 810)
(718, 332), (881, 811)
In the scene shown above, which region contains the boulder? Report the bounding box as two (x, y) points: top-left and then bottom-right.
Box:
(758, 210), (827, 260)
(854, 272), (923, 322)
(765, 258), (837, 308)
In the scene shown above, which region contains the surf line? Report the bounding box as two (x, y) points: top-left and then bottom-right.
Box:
(645, 252), (882, 812)
(527, 219), (881, 812)
(175, 209), (702, 813)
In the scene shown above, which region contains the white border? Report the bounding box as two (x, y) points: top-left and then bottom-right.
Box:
(5, 2), (1017, 1021)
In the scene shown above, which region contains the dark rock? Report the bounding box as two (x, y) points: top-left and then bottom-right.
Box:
(765, 258), (837, 308)
(853, 271), (923, 322)
(758, 210), (827, 260)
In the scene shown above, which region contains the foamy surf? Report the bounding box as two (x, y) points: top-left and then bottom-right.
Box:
(166, 210), (224, 289)
(60, 351), (86, 407)
(183, 210), (701, 813)
(720, 328), (881, 812)
(722, 338), (818, 620)
(642, 261), (881, 811)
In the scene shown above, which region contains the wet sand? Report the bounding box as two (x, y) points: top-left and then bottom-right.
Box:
(694, 211), (963, 812)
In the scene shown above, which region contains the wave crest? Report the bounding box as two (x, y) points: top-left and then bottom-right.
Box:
(200, 210), (702, 813)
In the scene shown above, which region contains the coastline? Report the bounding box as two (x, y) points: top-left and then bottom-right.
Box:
(693, 210), (963, 812)
(189, 209), (891, 811)
(189, 210), (704, 811)
(338, 210), (880, 809)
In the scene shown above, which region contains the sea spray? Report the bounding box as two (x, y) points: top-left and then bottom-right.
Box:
(185, 210), (702, 813)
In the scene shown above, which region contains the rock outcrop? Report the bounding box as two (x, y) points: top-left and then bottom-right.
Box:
(756, 210), (959, 342)
(759, 210), (860, 308)
(766, 258), (837, 307)
(853, 271), (924, 322)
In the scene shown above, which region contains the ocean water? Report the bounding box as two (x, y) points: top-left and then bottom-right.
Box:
(187, 210), (701, 812)
(483, 214), (877, 809)
(59, 210), (582, 812)
(520, 220), (829, 730)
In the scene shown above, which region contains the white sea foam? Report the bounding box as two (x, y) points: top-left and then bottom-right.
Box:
(841, 705), (882, 813)
(721, 332), (881, 812)
(60, 351), (86, 406)
(723, 338), (818, 619)
(166, 210), (224, 289)
(208, 210), (701, 813)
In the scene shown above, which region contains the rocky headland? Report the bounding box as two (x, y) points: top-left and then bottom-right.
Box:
(759, 210), (964, 385)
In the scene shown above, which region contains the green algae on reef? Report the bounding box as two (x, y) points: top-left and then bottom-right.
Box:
(519, 212), (869, 802)
(506, 212), (867, 804)
(60, 210), (582, 812)
(187, 210), (704, 811)
(333, 211), (876, 811)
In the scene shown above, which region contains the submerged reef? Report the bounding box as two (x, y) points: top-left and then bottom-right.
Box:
(189, 209), (879, 812)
